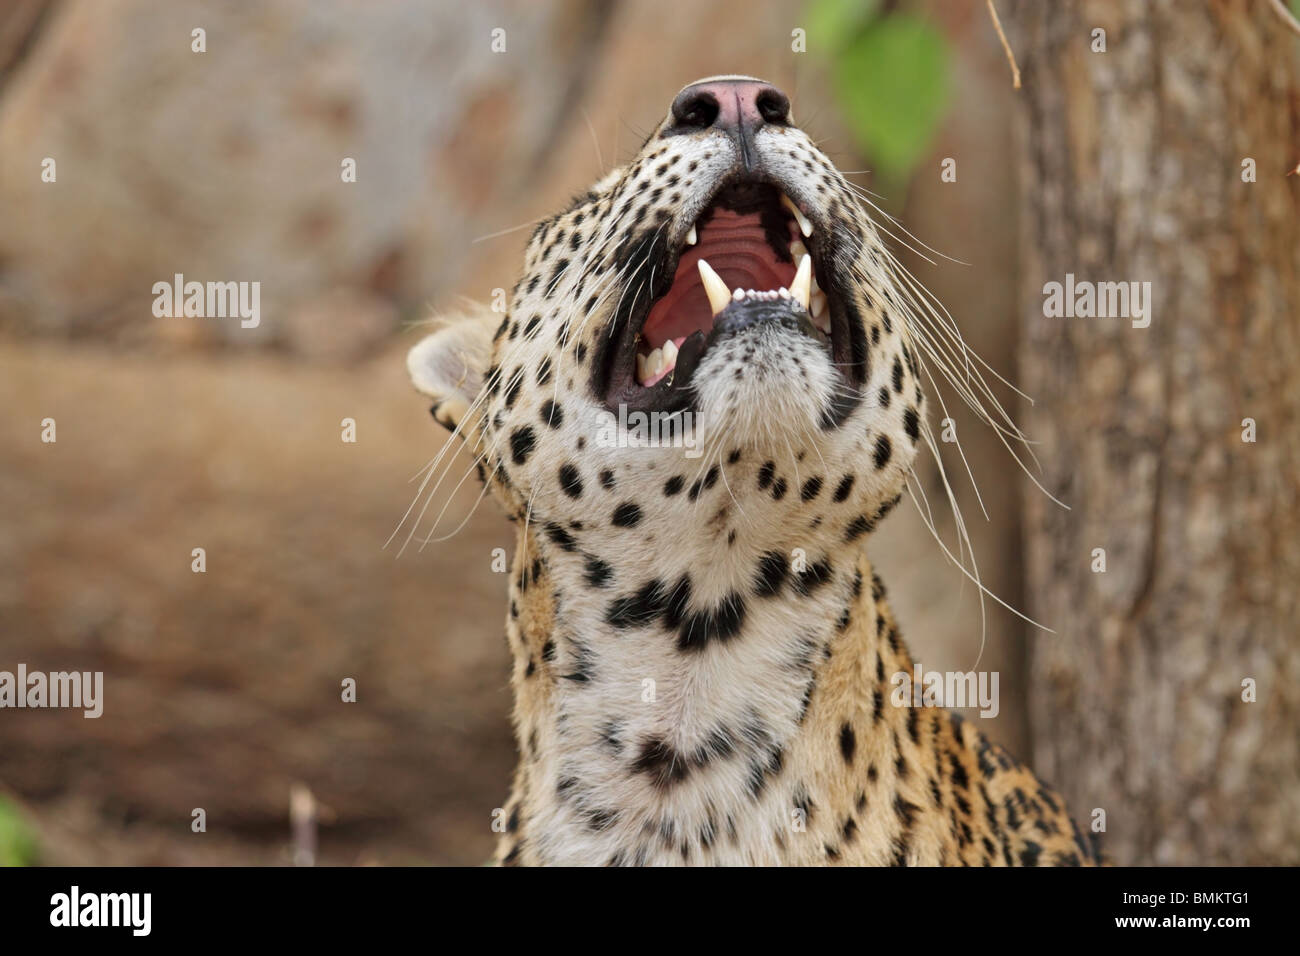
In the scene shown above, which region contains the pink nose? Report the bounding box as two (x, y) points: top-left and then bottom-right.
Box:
(670, 78), (791, 134)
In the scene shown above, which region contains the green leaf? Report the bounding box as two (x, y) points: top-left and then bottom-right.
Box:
(803, 0), (880, 55)
(832, 13), (950, 186)
(0, 797), (38, 866)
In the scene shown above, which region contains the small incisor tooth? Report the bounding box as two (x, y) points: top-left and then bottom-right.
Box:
(636, 353), (648, 383)
(662, 338), (678, 368)
(686, 224), (697, 246)
(790, 254), (812, 310)
(698, 258), (732, 316)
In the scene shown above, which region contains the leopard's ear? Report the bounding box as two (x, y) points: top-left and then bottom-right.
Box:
(407, 303), (500, 436)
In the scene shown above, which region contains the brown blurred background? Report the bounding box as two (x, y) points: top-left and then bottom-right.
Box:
(0, 0), (1294, 866)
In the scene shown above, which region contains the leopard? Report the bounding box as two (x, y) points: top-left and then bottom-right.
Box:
(405, 76), (1099, 866)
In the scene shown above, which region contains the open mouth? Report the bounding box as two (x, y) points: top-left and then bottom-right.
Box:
(594, 180), (862, 415)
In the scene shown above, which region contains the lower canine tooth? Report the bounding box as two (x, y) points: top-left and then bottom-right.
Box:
(811, 290), (826, 317)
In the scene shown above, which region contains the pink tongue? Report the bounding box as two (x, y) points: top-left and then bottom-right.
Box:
(641, 210), (795, 349)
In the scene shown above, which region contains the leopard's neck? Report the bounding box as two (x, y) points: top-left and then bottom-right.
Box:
(495, 523), (917, 865)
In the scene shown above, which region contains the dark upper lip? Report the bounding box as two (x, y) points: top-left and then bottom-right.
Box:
(589, 171), (865, 417)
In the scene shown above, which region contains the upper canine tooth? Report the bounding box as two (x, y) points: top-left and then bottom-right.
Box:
(782, 193), (813, 237)
(698, 258), (731, 316)
(790, 254), (812, 310)
(686, 224), (697, 246)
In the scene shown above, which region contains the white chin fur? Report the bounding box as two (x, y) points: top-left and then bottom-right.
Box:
(689, 326), (837, 447)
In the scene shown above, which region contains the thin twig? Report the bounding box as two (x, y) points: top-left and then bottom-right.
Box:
(986, 0), (1021, 90)
(1269, 0), (1300, 38)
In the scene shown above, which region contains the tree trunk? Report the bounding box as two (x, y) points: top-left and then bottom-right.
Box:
(1009, 0), (1300, 864)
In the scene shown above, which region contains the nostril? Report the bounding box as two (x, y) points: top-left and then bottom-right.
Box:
(672, 90), (720, 129)
(756, 88), (790, 125)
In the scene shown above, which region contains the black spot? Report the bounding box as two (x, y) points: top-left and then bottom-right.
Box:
(894, 794), (919, 828)
(504, 372), (523, 409)
(584, 554), (613, 587)
(832, 474), (855, 502)
(632, 737), (691, 789)
(794, 557), (833, 596)
(873, 436), (892, 470)
(892, 356), (904, 393)
(599, 469), (616, 489)
(612, 502), (642, 527)
(548, 258), (570, 294)
(839, 723), (856, 763)
(757, 461), (775, 490)
(607, 579), (667, 628)
(509, 426), (536, 465)
(662, 574), (692, 629)
(540, 400), (563, 428)
(536, 356), (553, 386)
(727, 448), (742, 464)
(677, 593), (746, 651)
(844, 514), (873, 542)
(559, 463), (583, 498)
(903, 407), (920, 444)
(745, 748), (784, 798)
(771, 477), (788, 501)
(948, 752), (970, 791)
(754, 551), (788, 597)
(1019, 841), (1043, 867)
(663, 475), (684, 496)
(544, 522), (577, 552)
(800, 476), (823, 501)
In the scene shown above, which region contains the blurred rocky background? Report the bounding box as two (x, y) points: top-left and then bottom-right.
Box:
(6, 0), (1286, 867)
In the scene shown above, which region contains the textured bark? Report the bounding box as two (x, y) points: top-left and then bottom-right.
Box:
(1009, 0), (1300, 864)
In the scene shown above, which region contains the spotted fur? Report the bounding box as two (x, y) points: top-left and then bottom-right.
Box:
(407, 77), (1096, 866)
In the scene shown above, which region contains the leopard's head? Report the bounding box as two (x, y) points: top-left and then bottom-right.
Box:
(409, 77), (924, 567)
